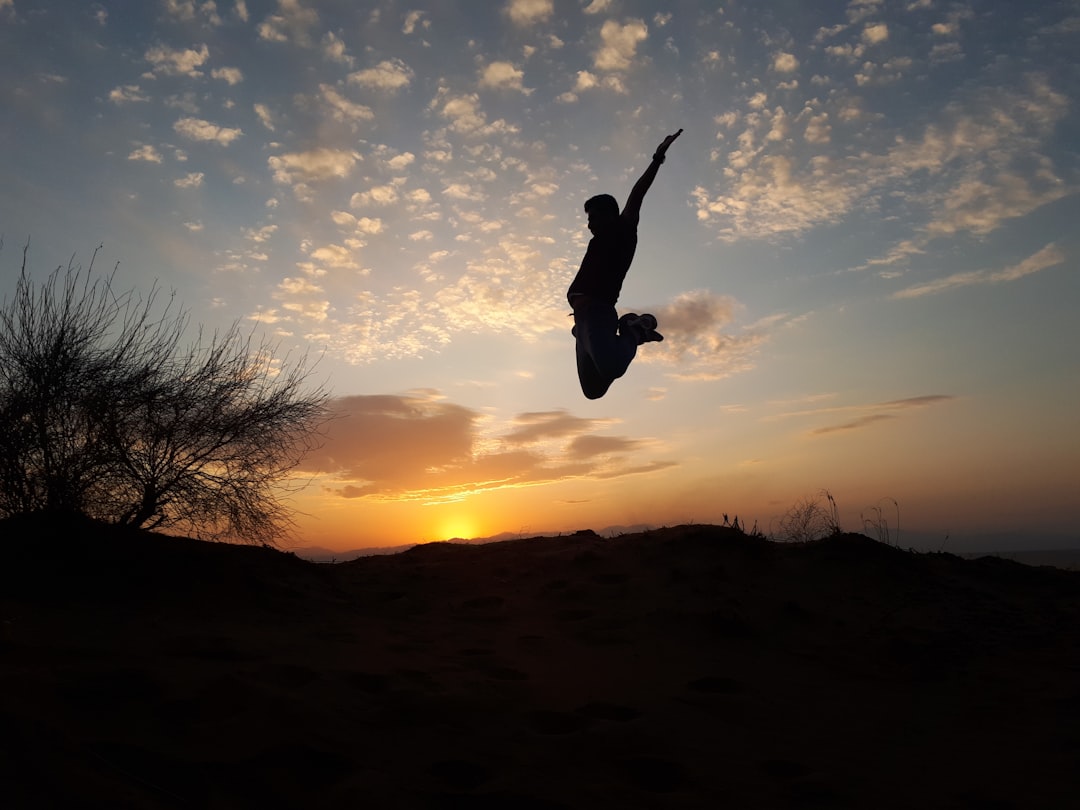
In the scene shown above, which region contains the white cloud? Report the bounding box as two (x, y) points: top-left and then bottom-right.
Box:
(145, 44), (209, 77)
(773, 52), (799, 72)
(583, 0), (612, 14)
(330, 211), (386, 236)
(402, 10), (427, 34)
(356, 217), (385, 234)
(350, 184), (400, 207)
(257, 0), (319, 45)
(991, 243), (1065, 282)
(765, 107), (791, 141)
(253, 103), (275, 131)
(825, 43), (866, 63)
(174, 171), (204, 188)
(847, 0), (884, 23)
(109, 85), (149, 104)
(211, 66), (243, 85)
(162, 0), (220, 25)
(803, 112), (831, 144)
(594, 19), (648, 71)
(814, 24), (848, 42)
(322, 31), (353, 66)
(923, 172), (1070, 238)
(277, 282), (330, 321)
(269, 148), (359, 185)
(696, 75), (1072, 245)
(444, 183), (485, 201)
(892, 244), (1065, 299)
(164, 1), (193, 21)
(309, 243), (360, 269)
(529, 181), (558, 197)
(438, 93), (487, 134)
(348, 59), (414, 92)
(320, 84), (374, 123)
(693, 153), (861, 240)
(386, 152), (415, 170)
(575, 71), (598, 91)
(504, 0), (553, 26)
(640, 290), (768, 381)
(480, 61), (530, 93)
(573, 69), (629, 95)
(128, 144), (163, 163)
(862, 23), (889, 44)
(245, 224), (278, 243)
(173, 117), (243, 145)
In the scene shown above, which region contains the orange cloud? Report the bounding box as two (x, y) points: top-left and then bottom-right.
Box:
(300, 395), (674, 504)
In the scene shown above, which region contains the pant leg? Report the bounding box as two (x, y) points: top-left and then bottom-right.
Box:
(573, 302), (638, 399)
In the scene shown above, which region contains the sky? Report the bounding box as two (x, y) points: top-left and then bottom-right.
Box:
(1, 0), (1078, 552)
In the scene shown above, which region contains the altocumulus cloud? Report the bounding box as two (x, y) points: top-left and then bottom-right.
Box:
(173, 117), (243, 145)
(269, 148), (360, 185)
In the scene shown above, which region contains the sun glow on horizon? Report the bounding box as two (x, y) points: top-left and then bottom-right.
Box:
(436, 516), (481, 542)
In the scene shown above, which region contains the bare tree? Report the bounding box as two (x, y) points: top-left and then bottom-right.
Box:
(773, 489), (842, 544)
(0, 243), (329, 545)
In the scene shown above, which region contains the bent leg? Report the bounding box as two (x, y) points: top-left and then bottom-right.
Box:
(573, 303), (638, 400)
(576, 337), (611, 399)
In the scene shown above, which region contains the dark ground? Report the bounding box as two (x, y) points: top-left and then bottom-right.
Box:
(2, 515), (1079, 809)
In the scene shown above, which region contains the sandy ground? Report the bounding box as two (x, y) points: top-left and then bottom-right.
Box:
(2, 517), (1079, 809)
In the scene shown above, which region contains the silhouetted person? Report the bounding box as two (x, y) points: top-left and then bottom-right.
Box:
(567, 129), (683, 399)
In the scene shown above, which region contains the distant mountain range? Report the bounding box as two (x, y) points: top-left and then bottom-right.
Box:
(290, 525), (1080, 569)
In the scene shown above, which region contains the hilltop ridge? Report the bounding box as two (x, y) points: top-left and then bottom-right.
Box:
(2, 516), (1078, 808)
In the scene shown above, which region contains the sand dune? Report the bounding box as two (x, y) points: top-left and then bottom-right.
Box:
(2, 515), (1078, 808)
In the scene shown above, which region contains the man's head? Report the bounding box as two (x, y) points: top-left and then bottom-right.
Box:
(584, 193), (619, 233)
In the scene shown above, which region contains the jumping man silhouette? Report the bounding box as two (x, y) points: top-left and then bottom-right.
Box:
(567, 129), (683, 399)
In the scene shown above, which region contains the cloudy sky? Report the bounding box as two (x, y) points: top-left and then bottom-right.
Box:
(2, 0), (1077, 551)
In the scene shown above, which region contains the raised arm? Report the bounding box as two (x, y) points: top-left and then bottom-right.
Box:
(621, 129), (683, 225)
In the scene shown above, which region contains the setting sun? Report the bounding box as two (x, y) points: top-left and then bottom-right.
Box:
(436, 514), (481, 542)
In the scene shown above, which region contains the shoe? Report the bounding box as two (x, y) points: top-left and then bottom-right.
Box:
(622, 313), (663, 343)
(634, 314), (658, 331)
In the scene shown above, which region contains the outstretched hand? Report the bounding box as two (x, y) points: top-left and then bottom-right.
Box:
(655, 128), (683, 158)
